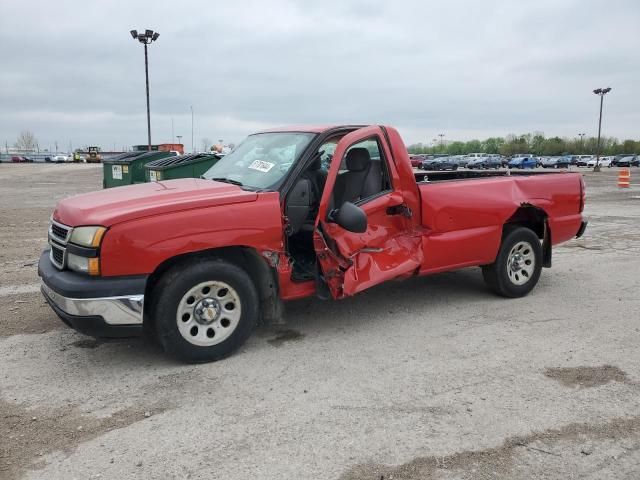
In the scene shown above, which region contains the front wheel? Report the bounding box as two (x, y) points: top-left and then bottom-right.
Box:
(482, 226), (542, 298)
(152, 258), (259, 363)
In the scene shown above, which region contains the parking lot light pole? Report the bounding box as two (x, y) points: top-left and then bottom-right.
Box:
(130, 29), (160, 151)
(592, 87), (611, 172)
(578, 133), (586, 154)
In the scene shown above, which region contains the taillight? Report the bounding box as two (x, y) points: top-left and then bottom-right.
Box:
(579, 177), (586, 212)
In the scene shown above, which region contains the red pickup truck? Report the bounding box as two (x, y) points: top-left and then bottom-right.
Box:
(39, 125), (587, 362)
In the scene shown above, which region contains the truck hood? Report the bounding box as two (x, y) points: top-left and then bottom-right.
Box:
(53, 178), (258, 227)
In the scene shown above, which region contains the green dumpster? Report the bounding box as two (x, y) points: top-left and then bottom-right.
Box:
(103, 151), (177, 188)
(144, 153), (221, 182)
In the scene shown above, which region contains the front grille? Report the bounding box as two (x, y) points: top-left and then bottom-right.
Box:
(48, 219), (71, 270)
(50, 244), (65, 268)
(50, 221), (70, 243)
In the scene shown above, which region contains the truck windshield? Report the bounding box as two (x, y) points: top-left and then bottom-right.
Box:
(202, 132), (316, 189)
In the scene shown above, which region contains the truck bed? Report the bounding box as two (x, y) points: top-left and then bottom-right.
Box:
(414, 170), (584, 274)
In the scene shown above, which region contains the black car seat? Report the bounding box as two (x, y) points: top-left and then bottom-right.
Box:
(298, 155), (327, 233)
(303, 155), (327, 203)
(333, 147), (382, 208)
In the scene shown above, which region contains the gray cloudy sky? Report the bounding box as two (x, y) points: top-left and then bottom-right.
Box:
(1, 0), (639, 151)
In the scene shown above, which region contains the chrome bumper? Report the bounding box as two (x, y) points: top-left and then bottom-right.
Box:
(41, 282), (144, 325)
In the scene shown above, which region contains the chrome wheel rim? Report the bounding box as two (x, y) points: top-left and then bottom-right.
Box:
(176, 281), (241, 347)
(506, 241), (535, 286)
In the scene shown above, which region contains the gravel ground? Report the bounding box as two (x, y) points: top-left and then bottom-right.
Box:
(1, 163), (639, 479)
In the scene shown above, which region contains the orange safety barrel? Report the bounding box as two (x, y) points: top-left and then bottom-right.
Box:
(618, 168), (631, 188)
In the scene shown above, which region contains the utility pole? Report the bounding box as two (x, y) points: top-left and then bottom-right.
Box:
(592, 88), (611, 172)
(171, 118), (175, 144)
(191, 106), (194, 153)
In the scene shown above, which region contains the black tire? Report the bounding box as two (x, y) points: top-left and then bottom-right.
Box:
(151, 258), (259, 363)
(482, 226), (542, 298)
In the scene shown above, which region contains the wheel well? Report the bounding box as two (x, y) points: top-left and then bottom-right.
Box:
(144, 246), (283, 326)
(504, 205), (552, 268)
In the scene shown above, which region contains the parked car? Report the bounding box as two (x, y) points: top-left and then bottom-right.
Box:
(558, 156), (573, 168)
(575, 155), (593, 167)
(421, 156), (458, 171)
(451, 155), (470, 167)
(52, 154), (70, 163)
(611, 153), (640, 167)
(488, 154), (506, 167)
(467, 156), (501, 169)
(409, 155), (424, 168)
(540, 156), (571, 169)
(466, 153), (488, 159)
(39, 124), (587, 363)
(447, 155), (468, 167)
(11, 156), (25, 163)
(508, 156), (537, 169)
(617, 155), (639, 167)
(587, 157), (612, 168)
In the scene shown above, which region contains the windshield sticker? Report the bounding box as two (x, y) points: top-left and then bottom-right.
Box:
(248, 160), (275, 173)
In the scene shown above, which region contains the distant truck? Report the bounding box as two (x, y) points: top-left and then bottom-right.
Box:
(39, 125), (587, 363)
(86, 147), (101, 163)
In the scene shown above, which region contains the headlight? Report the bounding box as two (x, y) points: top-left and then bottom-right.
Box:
(67, 253), (100, 276)
(69, 226), (106, 247)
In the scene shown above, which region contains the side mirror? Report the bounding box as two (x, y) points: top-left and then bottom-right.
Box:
(332, 201), (367, 233)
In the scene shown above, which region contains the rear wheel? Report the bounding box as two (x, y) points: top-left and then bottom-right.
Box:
(152, 258), (259, 363)
(482, 227), (542, 298)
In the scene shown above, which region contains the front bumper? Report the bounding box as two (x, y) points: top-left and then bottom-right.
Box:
(38, 251), (146, 337)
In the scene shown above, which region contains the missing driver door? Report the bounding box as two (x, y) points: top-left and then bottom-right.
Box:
(313, 126), (423, 298)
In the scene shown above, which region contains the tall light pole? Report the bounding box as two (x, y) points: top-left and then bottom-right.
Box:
(592, 87), (611, 172)
(190, 106), (194, 153)
(578, 133), (586, 154)
(438, 133), (445, 150)
(130, 29), (160, 151)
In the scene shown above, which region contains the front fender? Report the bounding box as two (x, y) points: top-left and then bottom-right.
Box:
(100, 192), (283, 276)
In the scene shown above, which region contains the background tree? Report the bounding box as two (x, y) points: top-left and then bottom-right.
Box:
(622, 139), (637, 154)
(14, 130), (37, 151)
(447, 141), (466, 155)
(482, 137), (504, 154)
(542, 137), (564, 156)
(408, 132), (638, 157)
(530, 134), (546, 155)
